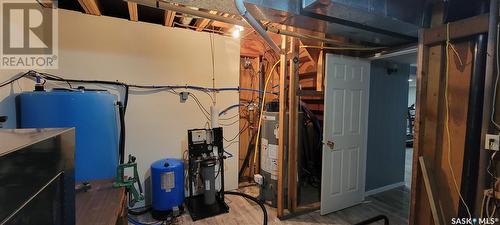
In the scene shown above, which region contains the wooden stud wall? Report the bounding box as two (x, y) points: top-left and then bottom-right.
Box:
(287, 36), (300, 213)
(238, 57), (260, 178)
(410, 13), (488, 225)
(278, 34), (289, 218)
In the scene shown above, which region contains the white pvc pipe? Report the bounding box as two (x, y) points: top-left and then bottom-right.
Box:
(210, 105), (219, 128)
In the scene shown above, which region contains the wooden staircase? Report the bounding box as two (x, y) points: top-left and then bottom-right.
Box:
(298, 41), (325, 124)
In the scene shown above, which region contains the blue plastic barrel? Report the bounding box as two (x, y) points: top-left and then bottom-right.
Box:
(151, 159), (184, 212)
(17, 89), (119, 182)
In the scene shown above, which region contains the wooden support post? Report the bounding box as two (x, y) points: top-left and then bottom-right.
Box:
(277, 34), (289, 219)
(77, 0), (101, 16)
(316, 43), (325, 92)
(412, 38), (445, 225)
(410, 29), (432, 225)
(287, 36), (300, 213)
(164, 10), (175, 27)
(127, 2), (138, 22)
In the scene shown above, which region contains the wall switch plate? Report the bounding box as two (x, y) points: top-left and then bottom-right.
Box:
(485, 134), (500, 151)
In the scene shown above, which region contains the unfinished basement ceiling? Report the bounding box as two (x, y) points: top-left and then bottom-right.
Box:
(59, 0), (431, 47)
(143, 0), (431, 46)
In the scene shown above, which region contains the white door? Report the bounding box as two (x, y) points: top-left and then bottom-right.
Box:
(320, 54), (370, 215)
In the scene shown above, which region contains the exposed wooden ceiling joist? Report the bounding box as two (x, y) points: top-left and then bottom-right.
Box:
(127, 2), (138, 22)
(77, 0), (101, 16)
(194, 10), (217, 31)
(164, 10), (176, 27)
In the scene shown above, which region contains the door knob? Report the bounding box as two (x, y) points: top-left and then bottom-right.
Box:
(323, 140), (335, 149)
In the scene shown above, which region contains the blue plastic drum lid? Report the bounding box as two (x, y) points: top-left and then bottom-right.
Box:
(151, 159), (184, 211)
(17, 89), (120, 182)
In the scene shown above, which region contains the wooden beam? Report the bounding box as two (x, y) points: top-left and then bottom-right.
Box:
(77, 0), (101, 16)
(316, 46), (325, 92)
(299, 41), (315, 64)
(127, 2), (138, 22)
(423, 13), (489, 45)
(410, 29), (431, 225)
(211, 21), (233, 29)
(419, 156), (444, 225)
(287, 36), (300, 213)
(414, 43), (445, 225)
(277, 34), (288, 219)
(195, 11), (218, 31)
(164, 10), (175, 27)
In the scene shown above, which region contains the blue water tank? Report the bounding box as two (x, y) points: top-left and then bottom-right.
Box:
(151, 159), (184, 212)
(17, 89), (119, 182)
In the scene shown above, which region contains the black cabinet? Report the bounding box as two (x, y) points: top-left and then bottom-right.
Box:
(0, 129), (75, 225)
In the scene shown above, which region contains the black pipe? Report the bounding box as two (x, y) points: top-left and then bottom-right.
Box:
(459, 2), (488, 217)
(224, 191), (267, 225)
(128, 206), (152, 215)
(239, 132), (258, 178)
(117, 101), (126, 164)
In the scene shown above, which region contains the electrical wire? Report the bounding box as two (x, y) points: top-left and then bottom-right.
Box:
(252, 60), (280, 170)
(219, 104), (242, 116)
(0, 71), (32, 88)
(445, 23), (472, 220)
(188, 93), (211, 119)
(219, 118), (240, 127)
(223, 121), (248, 142)
(224, 140), (239, 149)
(219, 113), (240, 121)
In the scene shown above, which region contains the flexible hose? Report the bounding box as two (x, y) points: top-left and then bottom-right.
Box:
(127, 206), (152, 215)
(224, 191), (268, 225)
(252, 60), (280, 171)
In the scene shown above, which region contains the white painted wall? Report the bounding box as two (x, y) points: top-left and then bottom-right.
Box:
(0, 9), (240, 201)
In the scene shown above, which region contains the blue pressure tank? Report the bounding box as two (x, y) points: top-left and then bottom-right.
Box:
(151, 158), (184, 218)
(17, 89), (120, 182)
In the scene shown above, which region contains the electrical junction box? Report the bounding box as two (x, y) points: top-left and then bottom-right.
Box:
(485, 134), (500, 151)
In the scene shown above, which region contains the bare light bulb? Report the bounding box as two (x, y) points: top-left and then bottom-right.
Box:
(232, 29), (241, 38)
